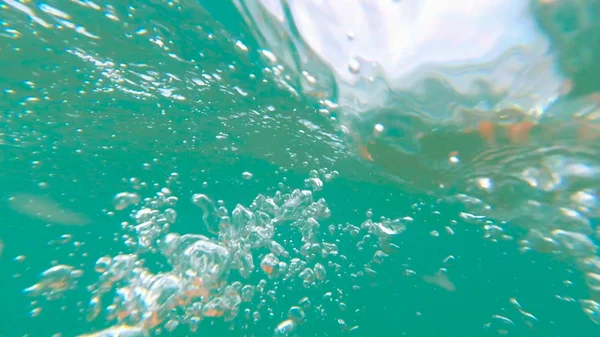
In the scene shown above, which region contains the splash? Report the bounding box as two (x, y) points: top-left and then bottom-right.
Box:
(3, 0), (600, 334)
(232, 0), (600, 324)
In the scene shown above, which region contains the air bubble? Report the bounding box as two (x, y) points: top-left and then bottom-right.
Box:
(113, 192), (140, 211)
(274, 319), (295, 336)
(348, 58), (360, 74)
(287, 306), (305, 323)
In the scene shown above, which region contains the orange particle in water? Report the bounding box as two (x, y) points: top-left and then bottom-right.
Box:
(507, 121), (534, 144)
(478, 120), (496, 145)
(145, 311), (162, 329)
(586, 92), (600, 102)
(577, 124), (600, 141)
(203, 308), (224, 317)
(358, 146), (374, 161)
(117, 310), (130, 321)
(184, 277), (209, 299)
(560, 79), (573, 95)
(261, 263), (274, 275)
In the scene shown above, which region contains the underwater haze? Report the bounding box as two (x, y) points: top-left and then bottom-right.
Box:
(1, 1), (600, 337)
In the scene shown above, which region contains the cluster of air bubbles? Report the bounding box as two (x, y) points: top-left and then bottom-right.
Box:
(22, 170), (425, 336)
(22, 162), (600, 336)
(23, 264), (84, 301)
(303, 169), (338, 192)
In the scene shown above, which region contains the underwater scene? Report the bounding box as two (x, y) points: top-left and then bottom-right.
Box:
(1, 0), (600, 336)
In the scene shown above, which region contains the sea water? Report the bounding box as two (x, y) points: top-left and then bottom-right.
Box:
(1, 1), (600, 337)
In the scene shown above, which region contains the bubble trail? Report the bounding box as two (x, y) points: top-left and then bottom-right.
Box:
(23, 264), (84, 300)
(19, 170), (424, 336)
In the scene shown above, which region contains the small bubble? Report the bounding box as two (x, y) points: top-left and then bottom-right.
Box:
(86, 296), (101, 322)
(242, 172), (254, 180)
(30, 307), (42, 317)
(235, 40), (248, 52)
(113, 192), (140, 211)
(94, 256), (111, 273)
(274, 319), (295, 336)
(314, 263), (326, 281)
(449, 153), (461, 165)
(164, 319), (179, 332)
(260, 49), (277, 64)
(348, 58), (360, 74)
(241, 285), (255, 302)
(288, 306), (305, 323)
(299, 297), (311, 309)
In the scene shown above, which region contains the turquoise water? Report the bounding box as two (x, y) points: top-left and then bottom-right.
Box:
(1, 1), (600, 336)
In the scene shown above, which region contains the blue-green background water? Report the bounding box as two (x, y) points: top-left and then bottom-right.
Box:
(1, 1), (599, 336)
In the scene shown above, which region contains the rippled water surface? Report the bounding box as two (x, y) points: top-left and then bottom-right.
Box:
(1, 1), (600, 336)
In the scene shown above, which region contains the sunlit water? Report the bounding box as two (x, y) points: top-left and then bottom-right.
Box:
(1, 1), (600, 336)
